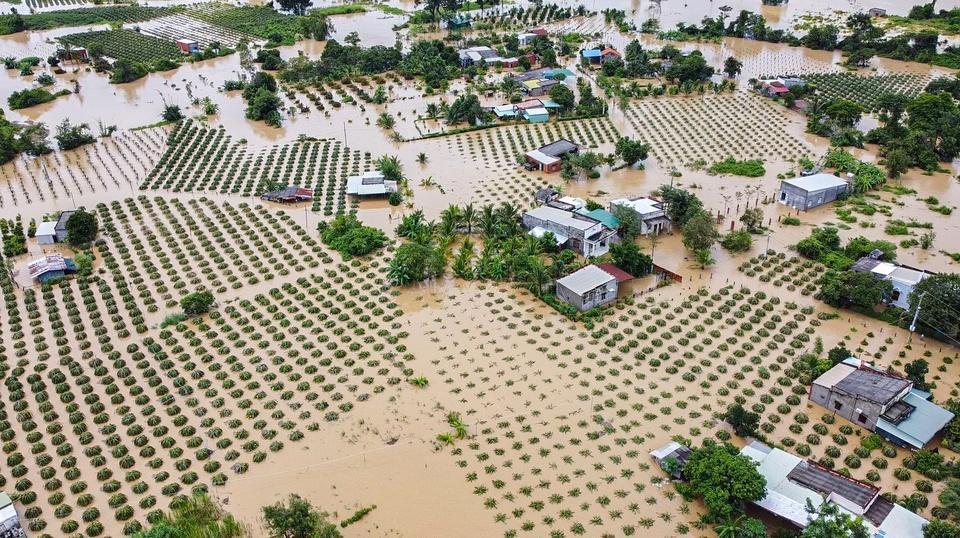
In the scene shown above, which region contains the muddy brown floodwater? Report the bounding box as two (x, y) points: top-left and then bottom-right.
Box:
(2, 4), (960, 538)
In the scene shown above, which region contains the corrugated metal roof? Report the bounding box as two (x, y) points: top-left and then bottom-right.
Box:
(812, 363), (856, 390)
(525, 206), (597, 231)
(834, 368), (911, 406)
(783, 173), (847, 192)
(36, 220), (57, 237)
(556, 265), (615, 295)
(877, 390), (955, 449)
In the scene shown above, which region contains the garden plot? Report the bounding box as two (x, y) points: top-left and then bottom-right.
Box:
(141, 121), (371, 216)
(471, 170), (551, 208)
(799, 72), (934, 112)
(624, 92), (814, 167)
(444, 117), (619, 172)
(187, 4), (302, 42)
(132, 14), (256, 49)
(0, 196), (411, 536)
(24, 0), (93, 12)
(404, 270), (955, 537)
(59, 29), (181, 63)
(0, 128), (166, 210)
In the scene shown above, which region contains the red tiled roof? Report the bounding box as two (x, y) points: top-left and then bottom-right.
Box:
(601, 47), (621, 57)
(529, 28), (548, 35)
(597, 263), (634, 282)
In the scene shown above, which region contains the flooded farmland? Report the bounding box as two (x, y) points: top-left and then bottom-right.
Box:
(1, 1), (960, 537)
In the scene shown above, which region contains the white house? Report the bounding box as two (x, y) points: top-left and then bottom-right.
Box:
(741, 441), (927, 536)
(522, 205), (616, 257)
(609, 197), (672, 235)
(346, 171), (398, 197)
(555, 265), (618, 311)
(35, 219), (58, 245)
(851, 255), (930, 310)
(778, 174), (848, 210)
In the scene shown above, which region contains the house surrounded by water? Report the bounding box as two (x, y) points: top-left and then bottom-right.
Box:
(810, 358), (954, 449)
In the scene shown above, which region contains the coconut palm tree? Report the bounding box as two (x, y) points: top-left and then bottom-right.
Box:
(519, 256), (551, 297)
(461, 203), (477, 234)
(440, 204), (464, 232)
(478, 204), (498, 239)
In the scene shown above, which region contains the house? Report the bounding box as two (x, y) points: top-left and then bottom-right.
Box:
(518, 32), (538, 47)
(649, 441), (692, 479)
(0, 492), (25, 538)
(525, 139), (580, 173)
(48, 211), (74, 244)
(601, 47), (622, 62)
(61, 47), (88, 61)
(533, 187), (560, 206)
(851, 253), (931, 310)
(556, 264), (621, 311)
(260, 186), (313, 203)
(576, 208), (619, 231)
(868, 7), (887, 17)
(521, 78), (559, 97)
(528, 27), (548, 36)
(522, 205), (617, 257)
(810, 358), (954, 449)
(522, 107), (550, 123)
(741, 441), (927, 536)
(176, 39), (200, 54)
(458, 46), (518, 68)
(609, 197), (672, 235)
(27, 254), (76, 283)
(778, 173), (848, 210)
(35, 219), (59, 245)
(346, 171), (398, 197)
(581, 48), (603, 64)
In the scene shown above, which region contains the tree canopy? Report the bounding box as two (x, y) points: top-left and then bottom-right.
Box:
(65, 209), (98, 245)
(678, 443), (766, 521)
(262, 494), (341, 538)
(910, 273), (960, 339)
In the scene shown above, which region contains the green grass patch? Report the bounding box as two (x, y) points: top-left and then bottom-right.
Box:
(708, 156), (765, 177)
(0, 6), (176, 35)
(311, 4), (367, 16)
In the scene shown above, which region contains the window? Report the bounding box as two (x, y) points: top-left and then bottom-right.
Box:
(891, 289), (901, 301)
(780, 191), (786, 201)
(858, 413), (867, 423)
(833, 401), (842, 411)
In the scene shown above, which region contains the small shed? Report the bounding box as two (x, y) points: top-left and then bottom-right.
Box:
(581, 49), (602, 64)
(533, 187), (560, 205)
(346, 171), (398, 197)
(778, 173), (848, 210)
(522, 106), (550, 123)
(0, 492), (24, 538)
(176, 39), (200, 54)
(556, 264), (618, 311)
(446, 14), (471, 29)
(27, 254), (76, 283)
(35, 220), (58, 245)
(518, 32), (538, 47)
(649, 441), (692, 478)
(261, 186), (313, 203)
(868, 8), (887, 17)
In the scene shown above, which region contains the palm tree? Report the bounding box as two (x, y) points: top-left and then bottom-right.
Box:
(715, 515), (752, 538)
(519, 256), (550, 297)
(461, 203), (477, 234)
(478, 204), (498, 239)
(440, 204), (464, 232)
(496, 202), (519, 233)
(425, 103), (439, 119)
(417, 152), (428, 164)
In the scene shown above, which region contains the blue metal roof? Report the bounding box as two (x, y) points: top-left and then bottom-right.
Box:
(581, 49), (602, 58)
(877, 390), (955, 449)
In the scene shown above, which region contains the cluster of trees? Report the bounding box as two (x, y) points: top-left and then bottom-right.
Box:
(866, 90), (960, 175)
(180, 289), (215, 317)
(0, 111), (52, 162)
(243, 71), (282, 127)
(652, 185), (721, 267)
(281, 39), (460, 89)
(54, 118), (95, 151)
(64, 208), (98, 245)
(0, 217), (27, 257)
(317, 213), (388, 258)
(675, 442), (768, 536)
(7, 86), (70, 110)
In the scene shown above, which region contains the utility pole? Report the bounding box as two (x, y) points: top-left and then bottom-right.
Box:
(909, 292), (926, 341)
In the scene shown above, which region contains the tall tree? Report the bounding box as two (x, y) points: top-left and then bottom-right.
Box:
(679, 443), (766, 521)
(910, 273), (960, 339)
(681, 210), (719, 253)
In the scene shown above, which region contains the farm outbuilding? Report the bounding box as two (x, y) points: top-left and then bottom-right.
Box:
(35, 219), (58, 245)
(346, 171), (398, 197)
(260, 186), (313, 203)
(777, 173), (848, 210)
(27, 254), (76, 283)
(176, 39), (200, 54)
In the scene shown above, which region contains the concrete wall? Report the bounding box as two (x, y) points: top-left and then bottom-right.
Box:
(810, 384), (883, 431)
(779, 183), (848, 210)
(888, 280), (914, 310)
(522, 213), (607, 256)
(556, 280), (618, 311)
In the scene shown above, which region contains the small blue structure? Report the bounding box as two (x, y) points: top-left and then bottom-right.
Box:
(446, 14), (471, 29)
(581, 49), (602, 63)
(28, 254), (76, 283)
(522, 107), (550, 123)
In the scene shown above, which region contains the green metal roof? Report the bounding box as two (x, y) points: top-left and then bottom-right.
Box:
(578, 208), (620, 229)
